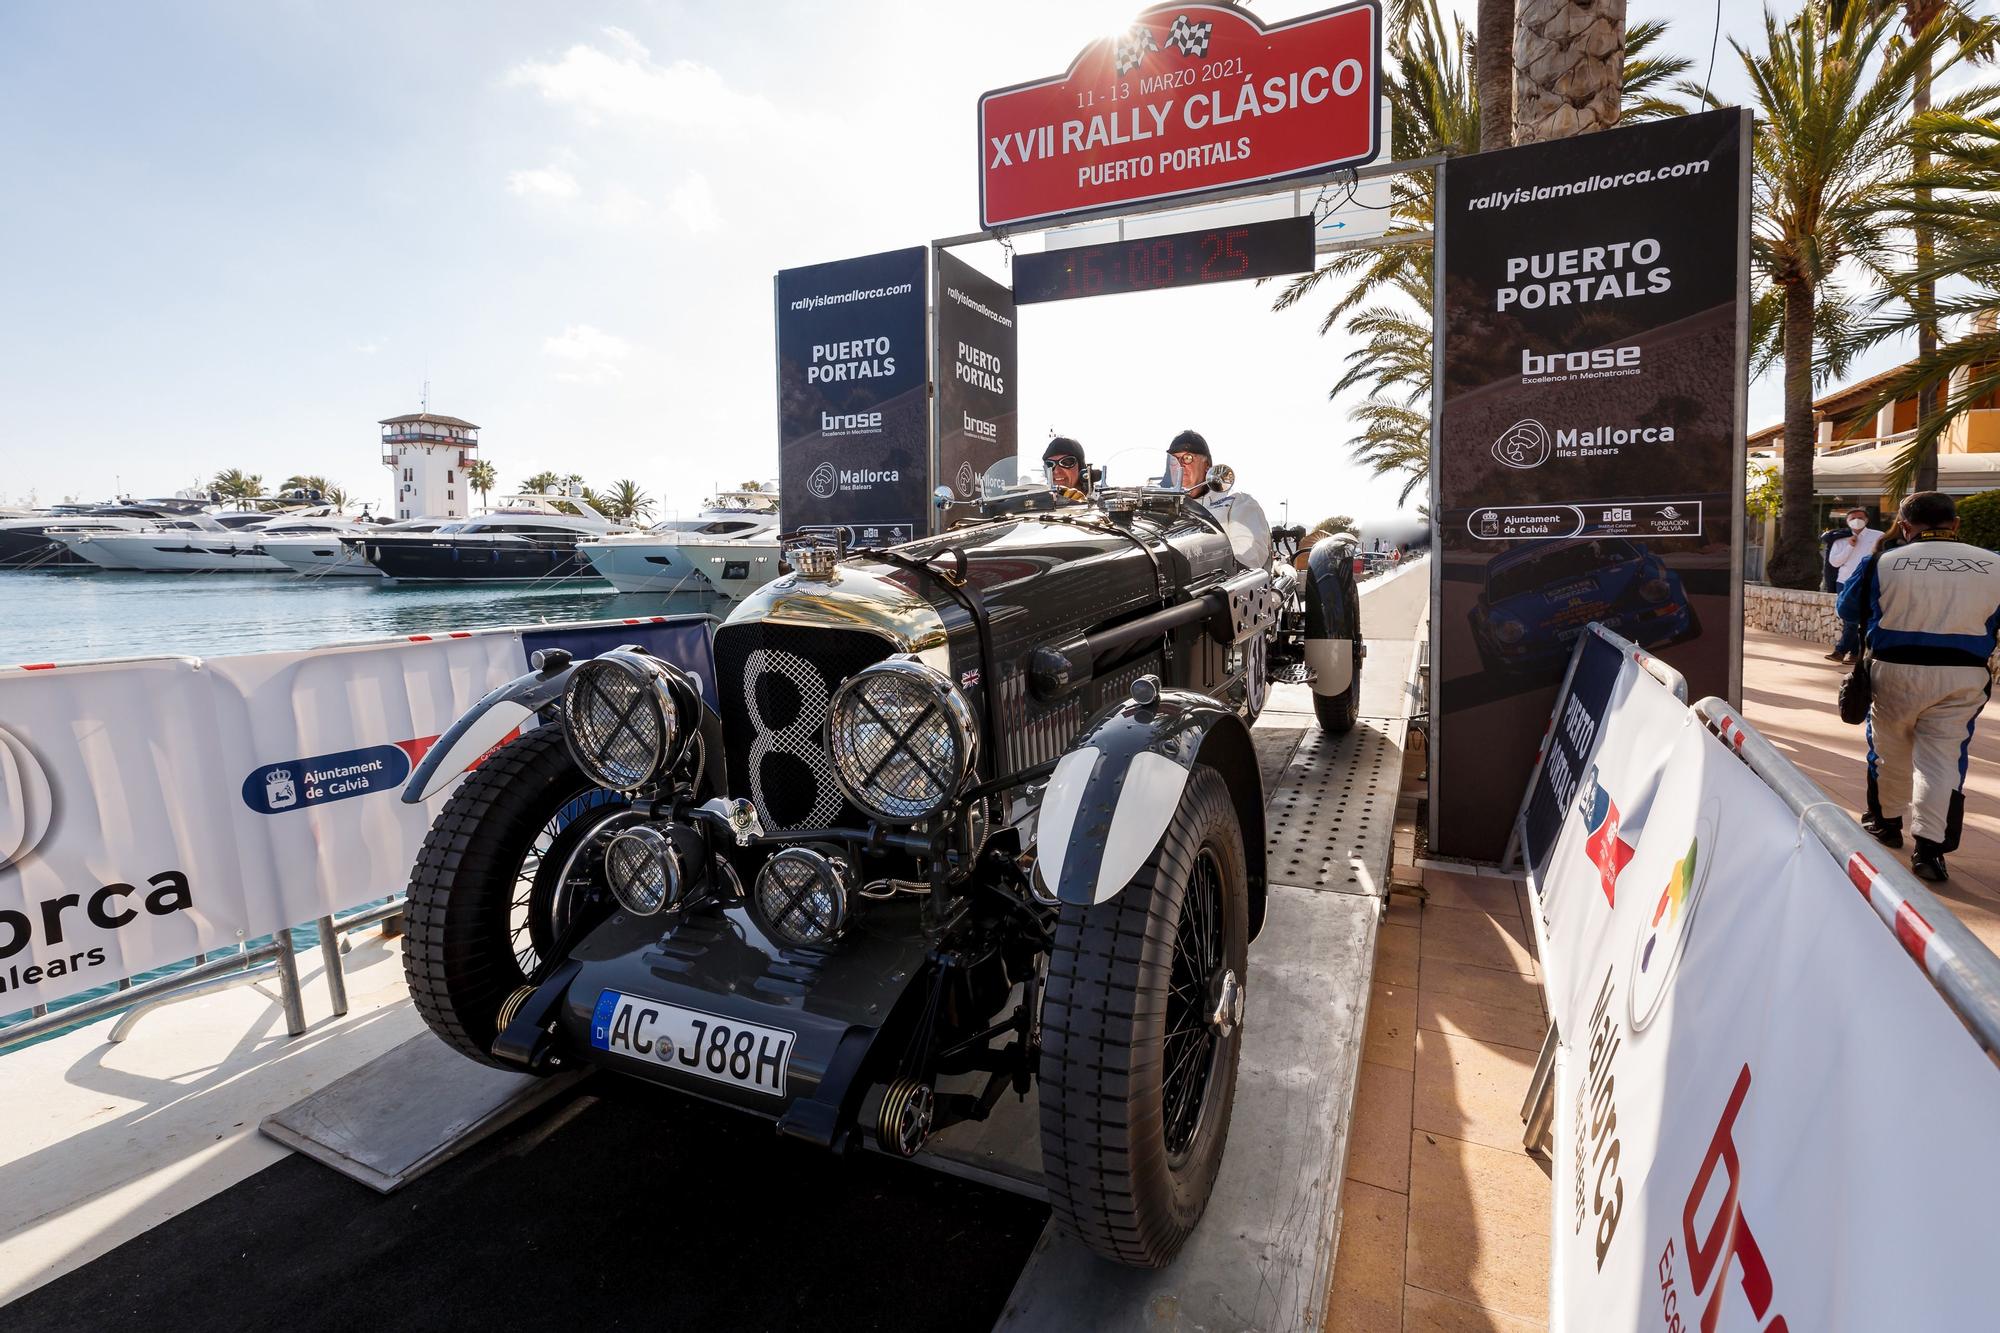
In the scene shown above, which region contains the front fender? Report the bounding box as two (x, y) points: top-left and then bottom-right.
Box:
(1035, 688), (1267, 934)
(402, 661), (574, 803)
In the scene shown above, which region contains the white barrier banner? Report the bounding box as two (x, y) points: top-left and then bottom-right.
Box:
(1531, 670), (2000, 1330)
(0, 617), (713, 1013)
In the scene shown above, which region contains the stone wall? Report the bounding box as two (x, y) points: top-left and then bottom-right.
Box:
(1745, 584), (1842, 645)
(1747, 582), (2000, 674)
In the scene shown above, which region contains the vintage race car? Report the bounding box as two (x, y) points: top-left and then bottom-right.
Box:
(1469, 537), (1697, 674)
(398, 467), (1288, 1267)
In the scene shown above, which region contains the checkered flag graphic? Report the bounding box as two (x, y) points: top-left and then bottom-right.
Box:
(1166, 14), (1214, 57)
(1114, 27), (1157, 75)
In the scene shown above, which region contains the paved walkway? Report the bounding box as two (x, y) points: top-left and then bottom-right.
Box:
(1741, 628), (2000, 953)
(1326, 736), (1552, 1332)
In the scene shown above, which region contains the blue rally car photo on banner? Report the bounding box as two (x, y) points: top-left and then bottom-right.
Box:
(1468, 537), (1697, 675)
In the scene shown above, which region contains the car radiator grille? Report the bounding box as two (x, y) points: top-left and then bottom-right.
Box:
(714, 622), (892, 833)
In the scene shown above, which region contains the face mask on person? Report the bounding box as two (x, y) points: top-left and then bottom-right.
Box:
(1848, 517), (1867, 532)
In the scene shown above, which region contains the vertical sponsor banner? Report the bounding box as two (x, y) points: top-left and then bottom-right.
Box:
(1430, 107), (1750, 859)
(933, 250), (1017, 506)
(774, 247), (930, 546)
(1536, 708), (2000, 1331)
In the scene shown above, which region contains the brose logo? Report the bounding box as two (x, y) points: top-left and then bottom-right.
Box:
(821, 409), (882, 435)
(1657, 1064), (1788, 1333)
(962, 411), (998, 441)
(1522, 344), (1642, 381)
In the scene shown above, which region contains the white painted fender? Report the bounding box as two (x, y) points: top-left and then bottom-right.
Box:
(1305, 637), (1354, 698)
(1035, 746), (1195, 905)
(411, 699), (538, 801)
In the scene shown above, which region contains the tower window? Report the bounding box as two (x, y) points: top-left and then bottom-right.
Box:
(447, 469), (454, 483)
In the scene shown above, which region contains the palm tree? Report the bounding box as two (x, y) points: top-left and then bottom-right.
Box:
(1270, 4), (1688, 505)
(209, 468), (263, 509)
(1477, 0), (1514, 150)
(738, 479), (767, 492)
(280, 473), (329, 497)
(1832, 1), (1999, 489)
(1739, 3), (1951, 586)
(1310, 514), (1359, 538)
(465, 459), (498, 509)
(1853, 107), (2000, 494)
(560, 472), (586, 496)
(324, 485), (350, 512)
(600, 479), (655, 522)
(1514, 0), (1626, 143)
(521, 470), (561, 494)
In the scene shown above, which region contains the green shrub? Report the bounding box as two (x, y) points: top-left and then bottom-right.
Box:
(1958, 489), (2000, 553)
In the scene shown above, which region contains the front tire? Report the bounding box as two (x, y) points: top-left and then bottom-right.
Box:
(1037, 765), (1250, 1267)
(403, 725), (626, 1068)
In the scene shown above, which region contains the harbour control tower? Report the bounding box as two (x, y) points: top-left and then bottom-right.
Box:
(380, 412), (479, 521)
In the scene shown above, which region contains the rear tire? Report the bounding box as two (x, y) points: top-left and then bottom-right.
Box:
(403, 725), (625, 1068)
(1038, 765), (1250, 1267)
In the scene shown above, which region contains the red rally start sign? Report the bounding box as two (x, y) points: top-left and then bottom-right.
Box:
(978, 2), (1381, 230)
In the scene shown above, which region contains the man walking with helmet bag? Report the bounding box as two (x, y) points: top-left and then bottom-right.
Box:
(1837, 492), (2000, 882)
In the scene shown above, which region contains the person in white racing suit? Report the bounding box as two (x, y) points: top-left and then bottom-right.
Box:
(1837, 490), (2000, 882)
(1168, 429), (1274, 717)
(1166, 429), (1272, 570)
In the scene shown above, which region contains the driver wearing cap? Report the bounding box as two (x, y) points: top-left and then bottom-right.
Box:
(1168, 429), (1270, 570)
(1043, 436), (1090, 501)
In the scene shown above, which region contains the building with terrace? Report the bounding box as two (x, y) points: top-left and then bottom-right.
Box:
(380, 412), (479, 521)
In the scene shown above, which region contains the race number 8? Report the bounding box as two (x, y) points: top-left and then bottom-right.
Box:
(742, 647), (843, 827)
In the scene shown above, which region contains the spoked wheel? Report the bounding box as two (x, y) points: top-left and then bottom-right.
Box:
(508, 790), (639, 975)
(1039, 765), (1250, 1267)
(1163, 848), (1234, 1167)
(404, 726), (626, 1068)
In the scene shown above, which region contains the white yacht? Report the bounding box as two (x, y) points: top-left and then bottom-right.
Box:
(578, 488), (782, 598)
(264, 517), (448, 578)
(353, 495), (640, 583)
(0, 499), (215, 569)
(60, 511), (359, 574)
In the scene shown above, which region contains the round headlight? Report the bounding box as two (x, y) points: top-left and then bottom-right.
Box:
(603, 825), (682, 917)
(827, 660), (977, 824)
(755, 848), (851, 946)
(563, 651), (685, 792)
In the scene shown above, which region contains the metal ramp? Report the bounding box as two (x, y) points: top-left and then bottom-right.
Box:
(260, 1035), (587, 1193)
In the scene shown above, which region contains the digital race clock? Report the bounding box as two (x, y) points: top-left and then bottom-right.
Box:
(1010, 215), (1315, 305)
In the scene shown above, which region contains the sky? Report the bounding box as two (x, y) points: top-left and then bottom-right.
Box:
(0, 0), (1920, 532)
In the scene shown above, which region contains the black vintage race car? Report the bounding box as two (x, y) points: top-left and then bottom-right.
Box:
(397, 468), (1290, 1267)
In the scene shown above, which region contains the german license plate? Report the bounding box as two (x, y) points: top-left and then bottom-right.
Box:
(588, 990), (794, 1097)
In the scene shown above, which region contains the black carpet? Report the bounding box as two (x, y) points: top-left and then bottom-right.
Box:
(5, 1078), (1049, 1333)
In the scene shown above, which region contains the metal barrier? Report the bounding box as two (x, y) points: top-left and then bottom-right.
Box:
(0, 897), (406, 1057)
(1694, 698), (2000, 1059)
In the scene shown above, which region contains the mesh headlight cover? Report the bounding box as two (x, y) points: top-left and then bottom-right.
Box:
(603, 825), (680, 916)
(755, 848), (850, 946)
(563, 654), (678, 791)
(827, 660), (976, 824)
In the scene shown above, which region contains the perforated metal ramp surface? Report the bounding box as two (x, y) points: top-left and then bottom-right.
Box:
(1266, 719), (1401, 895)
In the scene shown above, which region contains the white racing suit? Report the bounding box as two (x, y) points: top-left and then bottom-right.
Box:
(1837, 536), (2000, 850)
(1201, 489), (1273, 718)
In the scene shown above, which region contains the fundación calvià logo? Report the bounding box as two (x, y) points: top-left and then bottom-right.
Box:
(1492, 419), (1552, 470)
(0, 723), (56, 874)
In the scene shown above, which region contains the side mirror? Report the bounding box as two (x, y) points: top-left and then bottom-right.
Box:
(933, 485), (956, 510)
(1206, 463), (1235, 494)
